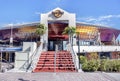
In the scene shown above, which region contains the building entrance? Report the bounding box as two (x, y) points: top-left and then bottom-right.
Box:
(48, 21), (69, 51)
(48, 40), (67, 51)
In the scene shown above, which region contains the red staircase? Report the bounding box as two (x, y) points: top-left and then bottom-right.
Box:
(33, 51), (76, 72)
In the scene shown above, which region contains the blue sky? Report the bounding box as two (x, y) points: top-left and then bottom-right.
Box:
(0, 0), (120, 29)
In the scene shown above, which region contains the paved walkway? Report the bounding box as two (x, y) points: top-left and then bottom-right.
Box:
(105, 73), (120, 81)
(0, 72), (119, 81)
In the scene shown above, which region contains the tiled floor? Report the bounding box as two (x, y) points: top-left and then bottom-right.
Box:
(0, 72), (119, 81)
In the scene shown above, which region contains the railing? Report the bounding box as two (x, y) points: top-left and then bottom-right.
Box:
(0, 57), (14, 72)
(69, 43), (79, 71)
(19, 43), (43, 72)
(28, 43), (43, 72)
(19, 48), (37, 71)
(0, 47), (15, 72)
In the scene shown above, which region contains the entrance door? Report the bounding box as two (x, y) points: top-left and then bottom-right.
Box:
(48, 41), (54, 51)
(48, 40), (66, 51)
(48, 22), (69, 51)
(57, 40), (63, 51)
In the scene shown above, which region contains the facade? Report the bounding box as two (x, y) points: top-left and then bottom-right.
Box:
(0, 8), (120, 61)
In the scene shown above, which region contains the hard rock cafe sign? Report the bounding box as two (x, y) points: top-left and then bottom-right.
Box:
(52, 10), (64, 18)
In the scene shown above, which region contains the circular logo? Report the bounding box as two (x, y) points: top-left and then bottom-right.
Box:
(52, 10), (64, 18)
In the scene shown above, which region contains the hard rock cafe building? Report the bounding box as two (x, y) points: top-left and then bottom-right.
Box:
(0, 8), (120, 63)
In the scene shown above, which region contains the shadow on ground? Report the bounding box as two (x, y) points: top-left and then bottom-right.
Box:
(18, 78), (36, 81)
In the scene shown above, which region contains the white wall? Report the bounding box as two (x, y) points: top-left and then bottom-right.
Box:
(23, 42), (37, 53)
(15, 42), (37, 69)
(40, 8), (76, 45)
(73, 45), (120, 53)
(15, 52), (29, 68)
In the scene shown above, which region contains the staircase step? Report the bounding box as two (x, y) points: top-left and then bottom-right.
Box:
(33, 68), (76, 72)
(40, 55), (72, 57)
(40, 56), (72, 58)
(37, 61), (74, 64)
(39, 58), (72, 61)
(36, 64), (75, 67)
(40, 57), (72, 58)
(33, 51), (76, 72)
(41, 54), (71, 56)
(34, 67), (76, 72)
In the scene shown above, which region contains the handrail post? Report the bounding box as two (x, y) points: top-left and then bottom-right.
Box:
(54, 44), (58, 73)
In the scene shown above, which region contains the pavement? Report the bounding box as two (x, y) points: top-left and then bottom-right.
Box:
(0, 72), (119, 81)
(105, 73), (120, 81)
(0, 62), (120, 81)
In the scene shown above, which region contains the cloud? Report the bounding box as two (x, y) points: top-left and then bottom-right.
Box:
(79, 17), (97, 22)
(98, 15), (120, 21)
(77, 14), (120, 26)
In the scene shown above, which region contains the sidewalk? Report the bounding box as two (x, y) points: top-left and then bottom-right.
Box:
(0, 72), (119, 81)
(105, 73), (120, 81)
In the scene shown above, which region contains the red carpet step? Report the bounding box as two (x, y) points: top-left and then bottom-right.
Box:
(33, 51), (76, 72)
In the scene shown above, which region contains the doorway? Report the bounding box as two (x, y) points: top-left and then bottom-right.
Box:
(48, 21), (68, 51)
(48, 40), (67, 51)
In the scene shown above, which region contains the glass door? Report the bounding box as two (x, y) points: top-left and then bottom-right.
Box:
(48, 40), (65, 51)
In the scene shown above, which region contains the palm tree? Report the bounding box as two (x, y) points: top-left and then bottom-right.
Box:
(62, 26), (76, 45)
(35, 24), (47, 42)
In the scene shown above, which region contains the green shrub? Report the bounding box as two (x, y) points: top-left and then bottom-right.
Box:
(82, 61), (89, 71)
(105, 60), (112, 72)
(104, 60), (120, 72)
(82, 59), (100, 72)
(80, 56), (87, 64)
(81, 56), (120, 72)
(111, 60), (120, 72)
(99, 59), (107, 71)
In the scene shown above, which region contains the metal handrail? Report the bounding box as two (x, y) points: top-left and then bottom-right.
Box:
(28, 42), (43, 71)
(19, 47), (38, 71)
(69, 44), (79, 70)
(0, 57), (14, 71)
(19, 43), (43, 72)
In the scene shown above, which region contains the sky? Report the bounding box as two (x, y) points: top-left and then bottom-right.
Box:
(0, 0), (120, 29)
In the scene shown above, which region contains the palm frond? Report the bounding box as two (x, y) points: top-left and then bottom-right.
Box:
(62, 26), (76, 35)
(35, 24), (47, 35)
